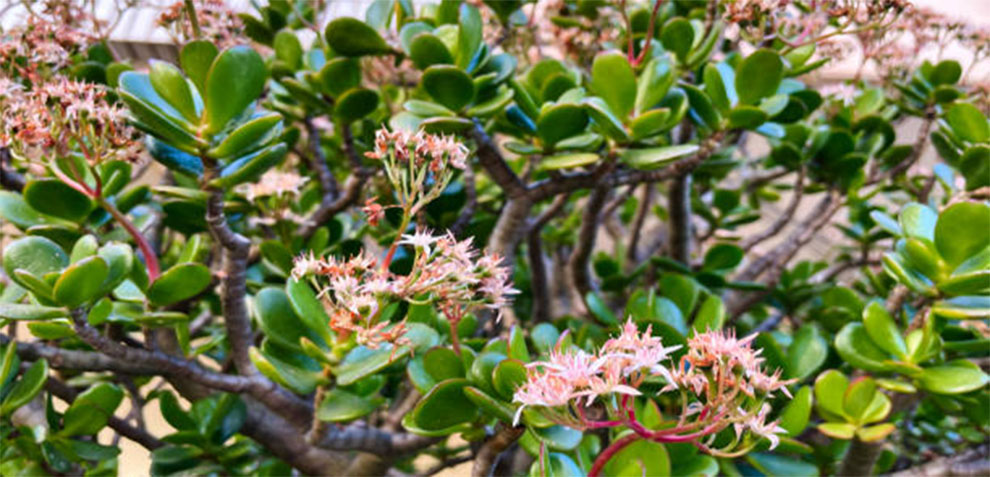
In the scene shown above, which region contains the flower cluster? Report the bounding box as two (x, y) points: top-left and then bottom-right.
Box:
(0, 76), (139, 164)
(158, 0), (243, 49)
(514, 320), (793, 457)
(292, 228), (516, 349)
(0, 15), (93, 80)
(363, 127), (469, 221)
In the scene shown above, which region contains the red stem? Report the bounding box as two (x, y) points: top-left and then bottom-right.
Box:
(99, 198), (160, 281)
(588, 433), (640, 477)
(633, 0), (664, 67)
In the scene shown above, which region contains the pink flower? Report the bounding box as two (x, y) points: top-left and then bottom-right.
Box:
(737, 403), (787, 450)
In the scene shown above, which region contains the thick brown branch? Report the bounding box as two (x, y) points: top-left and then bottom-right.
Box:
(304, 117), (339, 202)
(527, 193), (571, 323)
(314, 423), (441, 455)
(569, 185), (609, 299)
(0, 147), (25, 192)
(298, 125), (373, 239)
(667, 173), (693, 264)
(469, 121), (528, 199)
(1, 334), (157, 374)
(472, 423), (524, 477)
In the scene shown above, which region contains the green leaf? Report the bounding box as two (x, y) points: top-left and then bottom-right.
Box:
(207, 113), (282, 159)
(661, 18), (694, 62)
(899, 203), (937, 242)
(930, 60), (962, 85)
(746, 453), (819, 477)
(273, 30), (303, 69)
(204, 46), (267, 133)
(862, 301), (907, 359)
(960, 145), (990, 190)
(935, 202), (990, 268)
(702, 243), (743, 271)
(180, 41), (218, 94)
(692, 295), (725, 333)
(325, 17), (392, 56)
(0, 191), (62, 229)
(0, 303), (65, 321)
(462, 386), (515, 423)
(735, 49), (784, 105)
(336, 344), (410, 386)
(149, 60), (198, 122)
(316, 388), (381, 422)
(319, 58), (362, 97)
(843, 377), (878, 421)
(146, 263), (212, 306)
(60, 383), (124, 437)
(629, 108), (672, 139)
(682, 84), (722, 130)
(250, 347), (322, 394)
(703, 63), (732, 112)
(728, 105), (768, 129)
(591, 52), (635, 119)
(635, 58), (675, 115)
(787, 325), (827, 380)
(423, 347), (464, 381)
(583, 97), (631, 142)
(407, 378), (478, 432)
(860, 391), (892, 425)
(493, 359), (527, 400)
(409, 33), (453, 69)
(531, 425), (583, 450)
(53, 256), (108, 307)
(3, 236), (68, 290)
(0, 359), (48, 417)
(945, 103), (989, 143)
(537, 104), (589, 147)
(118, 73), (203, 150)
(23, 180), (94, 222)
(159, 392), (195, 431)
(333, 88), (380, 123)
(422, 65), (474, 111)
(857, 423), (896, 442)
(918, 362), (990, 395)
(285, 278), (335, 345)
(601, 435), (670, 477)
(779, 386), (812, 436)
(814, 370), (849, 420)
(621, 144), (699, 170)
(255, 287), (325, 350)
(835, 323), (892, 372)
(933, 296), (990, 319)
(468, 351), (506, 395)
(456, 3), (482, 69)
(211, 143), (289, 188)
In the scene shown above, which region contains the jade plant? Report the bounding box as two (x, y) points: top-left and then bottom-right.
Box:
(1, 1), (988, 476)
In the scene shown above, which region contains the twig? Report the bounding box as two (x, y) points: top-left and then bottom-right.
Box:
(450, 165), (477, 236)
(626, 183), (654, 263)
(528, 193), (571, 323)
(667, 173), (693, 264)
(304, 117), (339, 202)
(740, 167), (805, 251)
(44, 375), (164, 450)
(298, 125), (373, 239)
(469, 120), (528, 199)
(569, 185), (610, 299)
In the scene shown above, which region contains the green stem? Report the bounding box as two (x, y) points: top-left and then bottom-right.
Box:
(183, 0), (202, 40)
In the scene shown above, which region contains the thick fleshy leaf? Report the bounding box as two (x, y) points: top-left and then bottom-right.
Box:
(835, 323), (892, 372)
(255, 287), (327, 350)
(814, 370), (849, 420)
(422, 65), (474, 111)
(204, 46), (267, 133)
(207, 113), (282, 159)
(325, 17), (392, 56)
(336, 344), (410, 386)
(746, 453), (818, 477)
(319, 58), (362, 97)
(409, 33), (453, 70)
(857, 423), (896, 442)
(935, 202), (990, 268)
(945, 102), (989, 143)
(779, 386), (812, 436)
(692, 295), (725, 333)
(661, 18), (694, 62)
(285, 278), (335, 345)
(0, 191), (62, 229)
(0, 359), (48, 416)
(423, 347), (464, 381)
(899, 203), (937, 242)
(493, 359), (527, 400)
(635, 58), (675, 115)
(728, 105), (768, 129)
(462, 386), (515, 423)
(537, 104), (589, 147)
(333, 88), (380, 124)
(817, 422), (855, 440)
(930, 60), (962, 85)
(629, 108), (672, 139)
(179, 41), (218, 94)
(0, 303), (66, 321)
(149, 60), (198, 122)
(465, 86), (514, 117)
(60, 383), (124, 437)
(787, 325), (827, 380)
(273, 30), (303, 69)
(22, 180), (93, 222)
(53, 256), (108, 307)
(591, 52), (635, 119)
(211, 143), (288, 188)
(146, 137), (204, 176)
(918, 362), (990, 394)
(146, 263), (212, 306)
(862, 301), (907, 359)
(406, 378), (478, 432)
(532, 425), (583, 451)
(316, 389), (382, 422)
(933, 296), (990, 319)
(843, 377), (878, 421)
(601, 435), (670, 477)
(735, 49), (784, 105)
(621, 144), (699, 170)
(456, 3), (482, 69)
(683, 84), (722, 130)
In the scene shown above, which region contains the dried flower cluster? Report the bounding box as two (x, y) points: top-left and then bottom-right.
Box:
(0, 15), (93, 80)
(158, 0), (244, 49)
(515, 320), (793, 456)
(292, 229), (516, 349)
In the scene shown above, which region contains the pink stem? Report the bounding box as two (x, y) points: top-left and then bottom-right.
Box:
(588, 433), (640, 477)
(98, 198), (160, 281)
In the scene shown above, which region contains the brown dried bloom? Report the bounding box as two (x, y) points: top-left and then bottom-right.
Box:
(158, 0), (244, 49)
